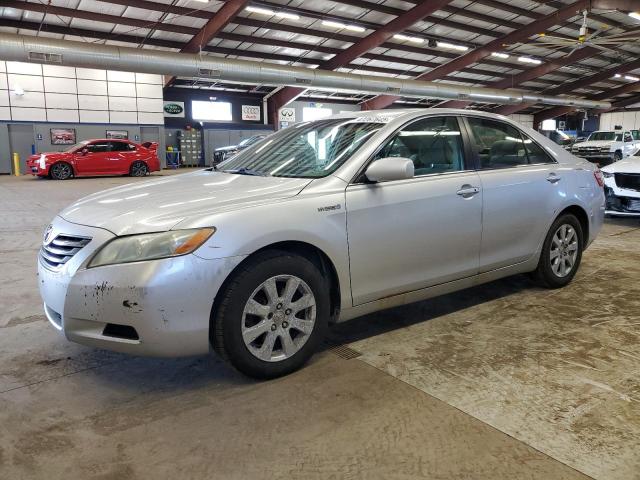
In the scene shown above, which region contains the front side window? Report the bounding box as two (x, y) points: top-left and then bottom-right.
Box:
(467, 117), (551, 168)
(86, 142), (110, 153)
(220, 119), (383, 178)
(374, 116), (465, 175)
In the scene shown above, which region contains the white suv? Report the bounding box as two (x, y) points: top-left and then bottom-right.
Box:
(572, 130), (640, 165)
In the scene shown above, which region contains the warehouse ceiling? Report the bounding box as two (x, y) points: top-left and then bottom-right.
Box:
(1, 0), (639, 117)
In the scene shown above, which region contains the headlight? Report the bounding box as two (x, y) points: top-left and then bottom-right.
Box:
(88, 228), (215, 268)
(602, 171), (613, 178)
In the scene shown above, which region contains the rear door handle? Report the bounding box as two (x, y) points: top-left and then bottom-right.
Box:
(457, 185), (480, 198)
(547, 173), (561, 184)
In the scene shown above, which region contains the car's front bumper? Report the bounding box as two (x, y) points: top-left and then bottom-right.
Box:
(39, 216), (245, 357)
(603, 181), (640, 216)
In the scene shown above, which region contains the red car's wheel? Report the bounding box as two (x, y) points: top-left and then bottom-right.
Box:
(50, 162), (73, 180)
(130, 161), (149, 177)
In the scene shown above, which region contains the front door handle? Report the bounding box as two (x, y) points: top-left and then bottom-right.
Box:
(546, 173), (561, 184)
(457, 184), (480, 198)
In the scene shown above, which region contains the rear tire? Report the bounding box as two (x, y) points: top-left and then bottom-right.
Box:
(49, 162), (73, 180)
(130, 161), (149, 177)
(212, 250), (330, 379)
(532, 213), (583, 289)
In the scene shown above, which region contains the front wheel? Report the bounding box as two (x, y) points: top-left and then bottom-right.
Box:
(129, 161), (149, 177)
(212, 250), (330, 379)
(532, 213), (583, 288)
(613, 150), (623, 162)
(49, 162), (73, 180)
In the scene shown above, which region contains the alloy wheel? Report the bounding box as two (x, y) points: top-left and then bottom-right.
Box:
(131, 162), (148, 176)
(550, 224), (578, 278)
(51, 163), (71, 180)
(241, 275), (316, 362)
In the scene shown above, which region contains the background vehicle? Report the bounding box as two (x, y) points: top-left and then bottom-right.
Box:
(571, 130), (640, 165)
(212, 135), (267, 165)
(27, 139), (161, 180)
(602, 156), (640, 216)
(38, 110), (604, 378)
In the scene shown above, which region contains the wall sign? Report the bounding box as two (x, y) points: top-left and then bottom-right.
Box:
(279, 107), (295, 122)
(106, 130), (128, 140)
(163, 101), (185, 117)
(241, 105), (261, 121)
(50, 128), (76, 145)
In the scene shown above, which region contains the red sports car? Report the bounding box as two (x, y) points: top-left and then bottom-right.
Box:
(27, 139), (161, 180)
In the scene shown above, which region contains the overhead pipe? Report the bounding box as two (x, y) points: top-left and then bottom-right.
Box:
(0, 33), (612, 110)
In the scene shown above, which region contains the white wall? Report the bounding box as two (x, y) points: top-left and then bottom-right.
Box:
(599, 111), (640, 131)
(0, 62), (164, 124)
(507, 114), (534, 129)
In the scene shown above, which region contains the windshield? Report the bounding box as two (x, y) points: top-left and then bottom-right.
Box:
(64, 141), (88, 153)
(239, 136), (264, 147)
(219, 119), (383, 178)
(588, 132), (616, 141)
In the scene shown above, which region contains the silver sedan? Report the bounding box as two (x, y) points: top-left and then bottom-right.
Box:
(38, 109), (605, 378)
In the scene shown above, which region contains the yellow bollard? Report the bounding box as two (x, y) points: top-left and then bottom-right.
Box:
(12, 152), (21, 176)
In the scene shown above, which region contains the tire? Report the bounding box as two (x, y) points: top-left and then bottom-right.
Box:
(613, 150), (623, 162)
(49, 162), (73, 180)
(212, 250), (330, 379)
(532, 213), (583, 289)
(130, 161), (149, 177)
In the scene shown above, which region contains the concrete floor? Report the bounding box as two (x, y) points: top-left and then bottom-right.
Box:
(1, 172), (639, 480)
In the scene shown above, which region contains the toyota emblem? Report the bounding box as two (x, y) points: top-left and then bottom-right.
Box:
(43, 224), (54, 245)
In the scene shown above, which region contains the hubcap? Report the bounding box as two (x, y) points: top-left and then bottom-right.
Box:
(241, 275), (316, 362)
(550, 224), (578, 278)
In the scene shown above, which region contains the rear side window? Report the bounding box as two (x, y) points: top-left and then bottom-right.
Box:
(467, 117), (552, 168)
(110, 141), (132, 152)
(374, 116), (465, 175)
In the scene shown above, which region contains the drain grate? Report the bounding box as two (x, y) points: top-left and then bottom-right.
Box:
(329, 344), (362, 360)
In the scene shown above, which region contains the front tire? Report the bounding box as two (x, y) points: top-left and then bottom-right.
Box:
(613, 150), (623, 162)
(130, 161), (149, 177)
(533, 213), (583, 288)
(49, 162), (73, 180)
(212, 250), (330, 379)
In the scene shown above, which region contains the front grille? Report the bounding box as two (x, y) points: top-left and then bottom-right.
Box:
(615, 173), (640, 192)
(40, 234), (92, 269)
(576, 147), (609, 156)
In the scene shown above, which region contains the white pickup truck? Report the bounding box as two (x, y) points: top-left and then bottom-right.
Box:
(571, 130), (640, 165)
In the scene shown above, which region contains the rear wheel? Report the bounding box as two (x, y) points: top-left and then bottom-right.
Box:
(212, 250), (329, 379)
(130, 161), (148, 177)
(49, 162), (73, 180)
(532, 213), (583, 288)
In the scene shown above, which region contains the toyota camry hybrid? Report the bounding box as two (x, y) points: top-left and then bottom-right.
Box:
(38, 109), (605, 378)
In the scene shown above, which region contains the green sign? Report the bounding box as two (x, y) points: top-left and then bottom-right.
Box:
(164, 103), (183, 115)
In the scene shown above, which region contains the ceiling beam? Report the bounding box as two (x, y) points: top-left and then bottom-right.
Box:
(267, 0), (455, 122)
(165, 0), (250, 86)
(439, 46), (600, 108)
(533, 80), (640, 127)
(360, 0), (590, 110)
(495, 56), (640, 115)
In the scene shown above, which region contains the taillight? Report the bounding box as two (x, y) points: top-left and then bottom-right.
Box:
(593, 169), (604, 188)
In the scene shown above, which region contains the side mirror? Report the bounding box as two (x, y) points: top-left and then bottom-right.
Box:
(364, 157), (414, 183)
(81, 148), (89, 155)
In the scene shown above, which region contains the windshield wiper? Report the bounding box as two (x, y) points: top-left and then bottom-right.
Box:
(222, 167), (266, 176)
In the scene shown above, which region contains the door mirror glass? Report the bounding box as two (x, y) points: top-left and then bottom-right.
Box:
(81, 148), (89, 155)
(364, 157), (414, 183)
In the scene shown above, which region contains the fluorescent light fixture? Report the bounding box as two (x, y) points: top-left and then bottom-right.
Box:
(614, 73), (622, 78)
(322, 20), (364, 32)
(491, 52), (509, 59)
(245, 6), (299, 20)
(437, 41), (469, 51)
(393, 34), (424, 43)
(629, 12), (640, 21)
(518, 56), (542, 65)
(625, 75), (639, 81)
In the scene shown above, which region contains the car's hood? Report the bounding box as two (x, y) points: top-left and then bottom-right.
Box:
(59, 170), (313, 236)
(601, 156), (640, 174)
(575, 140), (614, 148)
